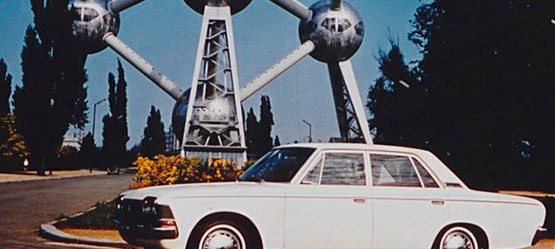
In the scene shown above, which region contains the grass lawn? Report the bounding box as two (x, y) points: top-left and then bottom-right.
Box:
(54, 199), (117, 229)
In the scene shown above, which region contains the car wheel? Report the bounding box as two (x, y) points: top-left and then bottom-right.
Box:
(194, 220), (250, 249)
(439, 226), (479, 249)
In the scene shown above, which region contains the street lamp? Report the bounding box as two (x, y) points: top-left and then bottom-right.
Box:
(302, 119), (312, 143)
(398, 80), (410, 89)
(92, 98), (107, 140)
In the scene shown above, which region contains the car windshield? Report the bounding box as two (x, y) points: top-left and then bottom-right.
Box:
(239, 148), (316, 183)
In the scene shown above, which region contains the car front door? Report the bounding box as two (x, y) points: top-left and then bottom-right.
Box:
(370, 153), (448, 248)
(284, 151), (373, 249)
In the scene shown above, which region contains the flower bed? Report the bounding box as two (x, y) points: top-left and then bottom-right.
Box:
(130, 155), (245, 189)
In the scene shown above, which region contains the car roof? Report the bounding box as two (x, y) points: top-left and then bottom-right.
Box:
(277, 142), (430, 154)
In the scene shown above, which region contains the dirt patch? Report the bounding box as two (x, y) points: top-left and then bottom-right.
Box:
(58, 228), (123, 242)
(499, 191), (555, 198)
(530, 239), (555, 249)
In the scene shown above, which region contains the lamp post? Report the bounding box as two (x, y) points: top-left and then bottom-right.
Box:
(92, 98), (107, 140)
(302, 119), (312, 143)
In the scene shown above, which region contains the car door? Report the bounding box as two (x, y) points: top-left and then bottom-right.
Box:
(284, 151), (373, 249)
(370, 152), (448, 249)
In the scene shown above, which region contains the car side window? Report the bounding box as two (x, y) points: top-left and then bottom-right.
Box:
(319, 153), (366, 186)
(371, 154), (422, 187)
(302, 157), (323, 185)
(412, 157), (440, 188)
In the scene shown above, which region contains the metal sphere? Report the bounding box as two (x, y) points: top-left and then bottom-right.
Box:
(184, 0), (252, 15)
(172, 87), (238, 142)
(69, 0), (120, 54)
(299, 0), (364, 63)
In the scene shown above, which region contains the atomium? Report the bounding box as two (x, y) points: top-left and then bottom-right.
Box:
(184, 0), (252, 15)
(69, 0), (120, 54)
(299, 0), (364, 62)
(68, 0), (373, 159)
(172, 86), (238, 144)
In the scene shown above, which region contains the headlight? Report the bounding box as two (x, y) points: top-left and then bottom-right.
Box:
(116, 195), (124, 210)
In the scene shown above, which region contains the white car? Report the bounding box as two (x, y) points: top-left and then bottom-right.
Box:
(114, 143), (546, 249)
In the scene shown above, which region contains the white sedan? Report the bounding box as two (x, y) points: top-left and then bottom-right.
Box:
(114, 143), (546, 249)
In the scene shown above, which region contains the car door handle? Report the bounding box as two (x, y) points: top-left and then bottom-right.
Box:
(431, 199), (445, 205)
(353, 198), (366, 204)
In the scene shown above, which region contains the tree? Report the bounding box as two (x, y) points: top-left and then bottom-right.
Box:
(245, 96), (276, 158)
(368, 38), (423, 146)
(259, 95), (274, 154)
(115, 59), (129, 156)
(245, 107), (259, 157)
(14, 0), (88, 175)
(0, 58), (12, 117)
(79, 132), (97, 170)
(102, 73), (118, 166)
(140, 106), (166, 158)
(102, 60), (129, 166)
(0, 114), (29, 169)
(405, 0), (555, 188)
(274, 135), (281, 147)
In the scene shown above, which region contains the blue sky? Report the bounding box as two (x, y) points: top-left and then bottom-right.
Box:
(0, 0), (424, 147)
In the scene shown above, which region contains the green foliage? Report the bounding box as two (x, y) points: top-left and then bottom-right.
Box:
(0, 114), (29, 167)
(14, 0), (88, 175)
(53, 145), (80, 170)
(79, 132), (97, 168)
(0, 59), (26, 170)
(245, 96), (276, 159)
(54, 200), (117, 229)
(102, 60), (129, 167)
(0, 58), (12, 116)
(367, 38), (424, 146)
(245, 107), (259, 157)
(140, 106), (166, 158)
(370, 0), (555, 189)
(259, 95), (274, 153)
(274, 135), (281, 147)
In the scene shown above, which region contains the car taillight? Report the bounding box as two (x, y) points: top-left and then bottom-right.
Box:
(157, 218), (178, 230)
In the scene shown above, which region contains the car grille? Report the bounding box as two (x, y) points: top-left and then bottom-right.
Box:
(114, 197), (178, 240)
(115, 199), (147, 225)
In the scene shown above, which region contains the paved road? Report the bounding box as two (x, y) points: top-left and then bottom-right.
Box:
(0, 173), (133, 248)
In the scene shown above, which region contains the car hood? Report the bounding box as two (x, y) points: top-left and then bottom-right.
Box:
(120, 181), (289, 202)
(447, 189), (544, 206)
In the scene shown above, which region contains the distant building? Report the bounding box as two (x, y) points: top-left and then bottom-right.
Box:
(63, 130), (84, 150)
(165, 127), (180, 153)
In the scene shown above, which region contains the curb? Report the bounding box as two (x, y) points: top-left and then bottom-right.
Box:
(39, 224), (129, 248)
(0, 170), (133, 184)
(0, 171), (108, 184)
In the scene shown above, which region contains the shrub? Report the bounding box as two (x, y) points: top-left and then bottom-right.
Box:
(130, 155), (244, 189)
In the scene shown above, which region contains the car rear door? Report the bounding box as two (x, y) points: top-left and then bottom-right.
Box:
(370, 152), (448, 248)
(284, 150), (373, 249)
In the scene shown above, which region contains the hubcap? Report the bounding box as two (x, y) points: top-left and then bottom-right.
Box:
(202, 228), (242, 249)
(442, 231), (475, 249)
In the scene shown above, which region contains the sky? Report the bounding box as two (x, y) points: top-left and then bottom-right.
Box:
(0, 0), (424, 147)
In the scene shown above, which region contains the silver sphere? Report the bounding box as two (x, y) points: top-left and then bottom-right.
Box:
(299, 0), (364, 62)
(184, 0), (252, 15)
(172, 86), (238, 142)
(69, 0), (120, 54)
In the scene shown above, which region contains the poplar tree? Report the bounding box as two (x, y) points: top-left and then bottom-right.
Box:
(14, 0), (88, 175)
(102, 60), (129, 166)
(140, 106), (166, 158)
(259, 95), (274, 154)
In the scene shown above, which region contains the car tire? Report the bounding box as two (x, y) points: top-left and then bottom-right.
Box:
(189, 219), (255, 249)
(437, 226), (479, 249)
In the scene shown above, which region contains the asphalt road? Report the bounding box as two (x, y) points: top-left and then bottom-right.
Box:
(0, 173), (133, 248)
